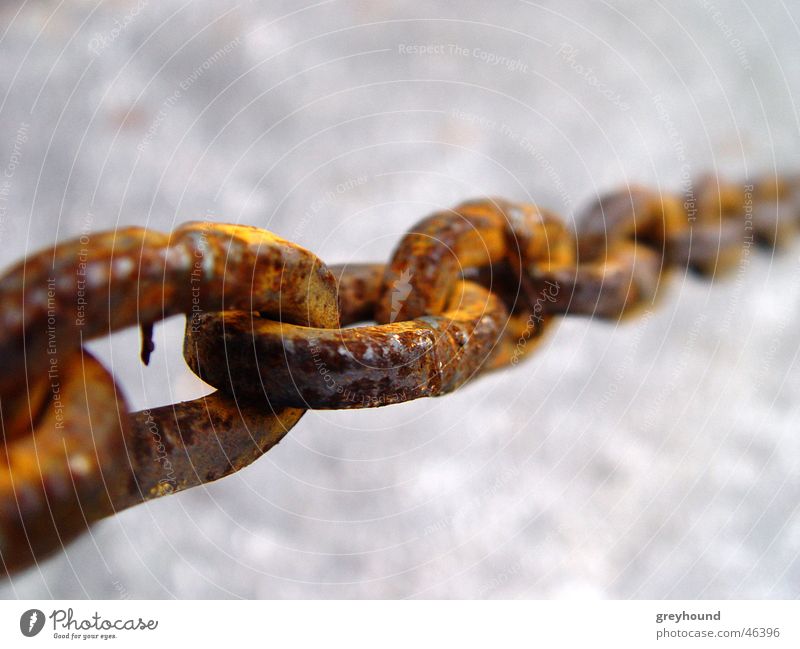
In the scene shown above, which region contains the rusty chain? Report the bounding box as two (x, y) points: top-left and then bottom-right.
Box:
(1, 175), (798, 576)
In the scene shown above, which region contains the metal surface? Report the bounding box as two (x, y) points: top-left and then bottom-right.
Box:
(1, 178), (798, 576)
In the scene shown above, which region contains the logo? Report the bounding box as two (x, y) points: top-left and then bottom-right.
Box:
(389, 269), (414, 322)
(20, 609), (45, 637)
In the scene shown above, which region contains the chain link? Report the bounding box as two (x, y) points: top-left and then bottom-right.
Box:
(1, 176), (798, 575)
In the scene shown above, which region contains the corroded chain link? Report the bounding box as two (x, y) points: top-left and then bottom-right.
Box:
(1, 175), (797, 575)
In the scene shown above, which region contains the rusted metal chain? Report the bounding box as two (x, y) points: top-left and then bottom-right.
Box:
(0, 223), (336, 574)
(1, 175), (797, 576)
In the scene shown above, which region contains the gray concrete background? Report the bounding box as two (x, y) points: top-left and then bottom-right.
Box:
(1, 0), (800, 598)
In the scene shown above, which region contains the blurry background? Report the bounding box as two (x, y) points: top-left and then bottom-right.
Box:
(1, 0), (800, 598)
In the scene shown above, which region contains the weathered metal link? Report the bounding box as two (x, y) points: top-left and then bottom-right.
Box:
(123, 394), (304, 509)
(694, 176), (800, 249)
(576, 187), (688, 260)
(0, 223), (337, 575)
(0, 223), (339, 439)
(186, 197), (577, 408)
(742, 177), (800, 246)
(2, 174), (798, 576)
(375, 198), (573, 324)
(336, 260), (547, 370)
(329, 263), (385, 325)
(663, 221), (744, 275)
(532, 241), (663, 319)
(185, 280), (506, 408)
(0, 351), (127, 574)
(1, 365), (303, 574)
(185, 180), (799, 409)
(526, 182), (782, 318)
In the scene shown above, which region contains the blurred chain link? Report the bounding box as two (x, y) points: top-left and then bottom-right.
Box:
(1, 175), (798, 575)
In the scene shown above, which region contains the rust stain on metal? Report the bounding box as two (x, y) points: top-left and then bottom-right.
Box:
(1, 176), (798, 576)
(185, 280), (506, 409)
